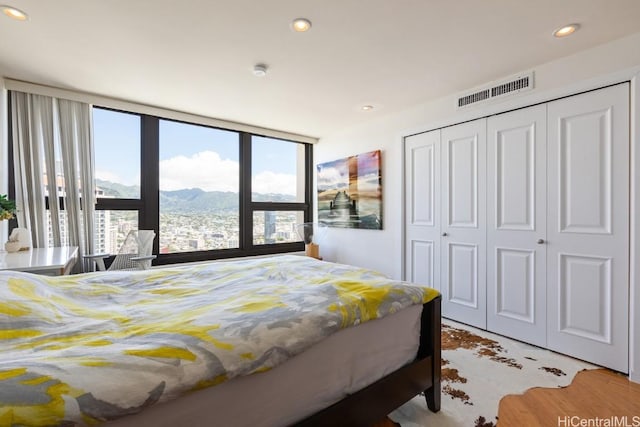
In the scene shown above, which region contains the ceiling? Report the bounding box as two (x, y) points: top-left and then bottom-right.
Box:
(1, 1), (640, 139)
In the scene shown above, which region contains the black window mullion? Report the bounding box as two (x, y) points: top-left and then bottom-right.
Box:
(304, 143), (313, 223)
(140, 115), (160, 257)
(7, 92), (18, 232)
(251, 202), (308, 211)
(240, 132), (252, 251)
(95, 199), (143, 211)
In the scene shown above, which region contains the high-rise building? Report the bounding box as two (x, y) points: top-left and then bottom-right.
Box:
(264, 211), (276, 244)
(43, 174), (109, 253)
(94, 187), (108, 254)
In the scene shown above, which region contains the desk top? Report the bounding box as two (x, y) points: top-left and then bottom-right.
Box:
(0, 246), (79, 273)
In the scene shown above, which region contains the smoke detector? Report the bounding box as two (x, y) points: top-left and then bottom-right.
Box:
(253, 64), (268, 77)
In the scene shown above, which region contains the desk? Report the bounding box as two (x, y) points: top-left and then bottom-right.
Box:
(0, 246), (79, 275)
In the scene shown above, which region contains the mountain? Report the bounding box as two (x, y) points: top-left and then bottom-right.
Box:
(95, 180), (296, 213)
(96, 179), (140, 198)
(161, 188), (238, 212)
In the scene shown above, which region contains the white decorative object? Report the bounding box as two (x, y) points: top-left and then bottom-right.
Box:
(4, 240), (20, 253)
(8, 227), (32, 251)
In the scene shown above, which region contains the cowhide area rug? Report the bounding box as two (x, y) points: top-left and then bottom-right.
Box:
(388, 320), (595, 427)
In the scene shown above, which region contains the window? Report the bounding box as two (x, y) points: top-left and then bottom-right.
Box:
(250, 136), (308, 247)
(91, 107), (312, 265)
(252, 211), (304, 245)
(252, 136), (306, 203)
(159, 120), (240, 253)
(94, 108), (141, 199)
(93, 109), (143, 256)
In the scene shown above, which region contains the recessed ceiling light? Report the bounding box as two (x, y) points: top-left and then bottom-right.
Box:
(553, 23), (580, 38)
(361, 105), (374, 111)
(291, 18), (312, 32)
(1, 5), (28, 21)
(253, 64), (268, 77)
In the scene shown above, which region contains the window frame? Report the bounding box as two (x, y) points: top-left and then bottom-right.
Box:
(92, 107), (311, 266)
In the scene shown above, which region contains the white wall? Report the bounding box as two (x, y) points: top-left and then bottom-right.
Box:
(316, 32), (640, 383)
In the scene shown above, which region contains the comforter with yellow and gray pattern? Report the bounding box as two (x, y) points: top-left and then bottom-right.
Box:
(0, 255), (438, 426)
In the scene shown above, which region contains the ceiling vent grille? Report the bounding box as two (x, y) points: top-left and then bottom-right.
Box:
(457, 71), (534, 109)
(458, 89), (491, 108)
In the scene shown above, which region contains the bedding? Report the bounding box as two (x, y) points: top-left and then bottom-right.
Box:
(0, 255), (439, 426)
(107, 304), (424, 427)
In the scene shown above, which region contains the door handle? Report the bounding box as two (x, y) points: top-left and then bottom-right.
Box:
(442, 232), (448, 237)
(537, 239), (545, 244)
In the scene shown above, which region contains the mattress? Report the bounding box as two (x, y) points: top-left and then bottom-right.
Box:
(106, 304), (423, 427)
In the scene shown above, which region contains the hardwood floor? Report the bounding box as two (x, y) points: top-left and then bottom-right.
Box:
(498, 369), (640, 426)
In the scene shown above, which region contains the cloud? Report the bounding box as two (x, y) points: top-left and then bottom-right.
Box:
(160, 151), (239, 192)
(159, 151), (296, 195)
(252, 171), (297, 195)
(317, 166), (348, 191)
(357, 172), (380, 192)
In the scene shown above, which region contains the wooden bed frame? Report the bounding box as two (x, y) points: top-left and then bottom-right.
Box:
(296, 295), (442, 427)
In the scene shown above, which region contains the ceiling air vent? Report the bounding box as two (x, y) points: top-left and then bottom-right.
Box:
(458, 89), (490, 108)
(456, 71), (534, 109)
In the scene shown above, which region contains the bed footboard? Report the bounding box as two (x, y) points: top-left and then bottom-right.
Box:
(419, 294), (441, 412)
(295, 295), (441, 427)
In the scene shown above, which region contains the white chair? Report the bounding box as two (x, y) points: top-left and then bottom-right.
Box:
(84, 230), (157, 271)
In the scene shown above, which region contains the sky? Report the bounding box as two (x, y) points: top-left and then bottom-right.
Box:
(93, 108), (300, 195)
(317, 150), (381, 193)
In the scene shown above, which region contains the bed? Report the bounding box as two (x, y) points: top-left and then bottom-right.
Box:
(0, 255), (441, 426)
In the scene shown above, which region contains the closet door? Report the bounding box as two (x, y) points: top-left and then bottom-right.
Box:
(404, 130), (441, 290)
(547, 84), (629, 372)
(441, 119), (486, 328)
(487, 105), (547, 346)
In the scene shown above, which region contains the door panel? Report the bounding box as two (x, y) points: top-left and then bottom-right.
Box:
(559, 109), (613, 234)
(404, 131), (441, 290)
(448, 137), (478, 228)
(448, 243), (478, 306)
(495, 248), (535, 323)
(410, 240), (435, 288)
(487, 104), (546, 346)
(558, 254), (612, 343)
(441, 119), (486, 328)
(496, 125), (535, 231)
(547, 83), (629, 372)
(411, 144), (436, 226)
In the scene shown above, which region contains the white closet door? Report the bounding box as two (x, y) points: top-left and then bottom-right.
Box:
(487, 105), (547, 346)
(547, 84), (629, 372)
(404, 130), (441, 290)
(441, 119), (486, 328)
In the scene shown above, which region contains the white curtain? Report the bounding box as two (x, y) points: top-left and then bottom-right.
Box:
(57, 99), (96, 263)
(11, 93), (49, 247)
(11, 91), (95, 271)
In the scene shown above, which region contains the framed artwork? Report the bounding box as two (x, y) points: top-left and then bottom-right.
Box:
(317, 150), (382, 229)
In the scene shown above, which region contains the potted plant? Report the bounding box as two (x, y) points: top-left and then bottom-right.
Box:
(0, 194), (16, 221)
(0, 195), (19, 252)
